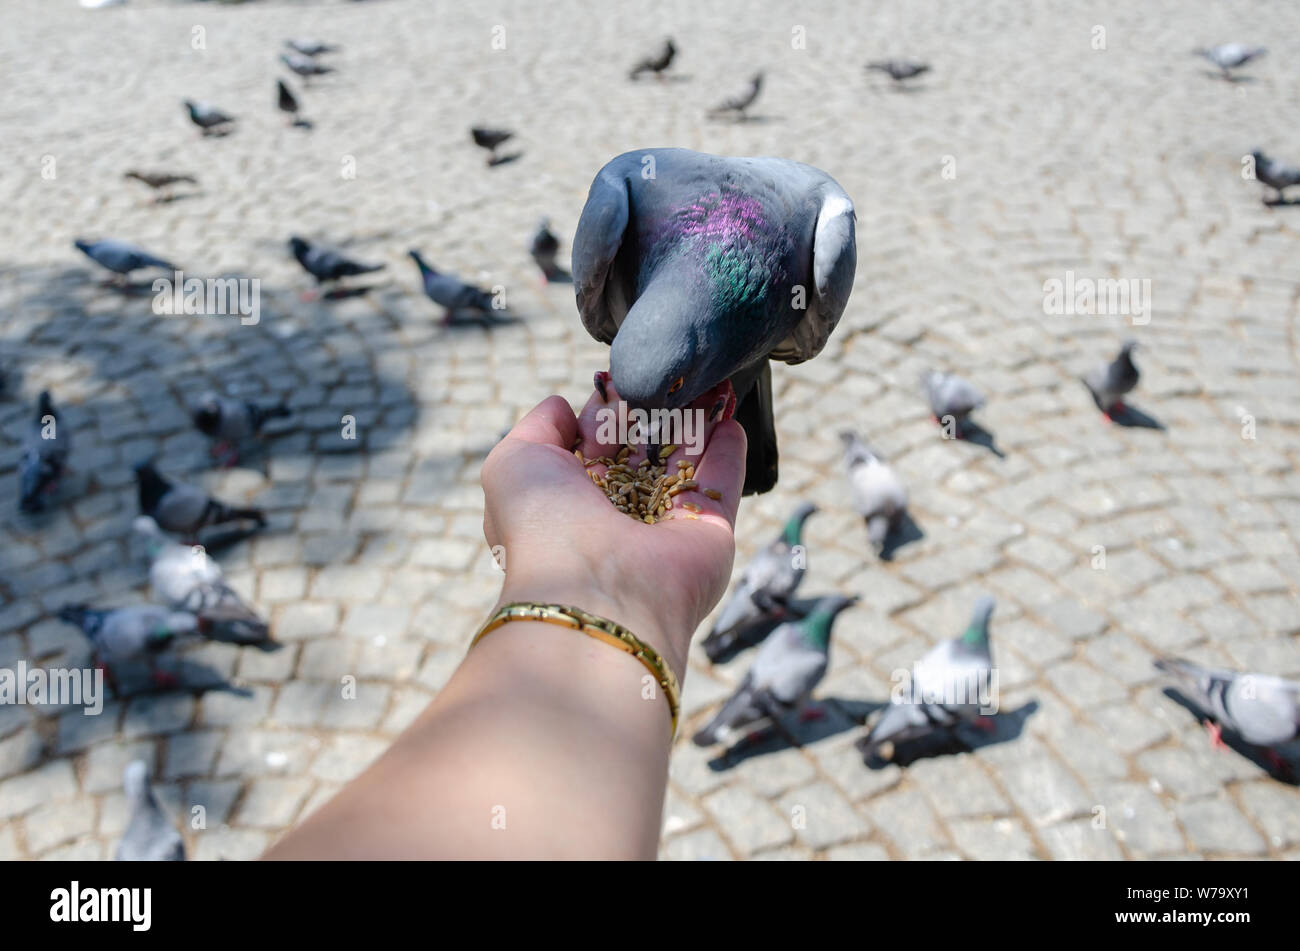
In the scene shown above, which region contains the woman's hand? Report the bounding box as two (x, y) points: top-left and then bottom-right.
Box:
(481, 379), (747, 677)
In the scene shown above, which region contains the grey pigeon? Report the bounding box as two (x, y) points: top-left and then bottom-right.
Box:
(58, 603), (203, 691)
(1081, 339), (1139, 419)
(116, 761), (185, 861)
(471, 127), (514, 164)
(1250, 150), (1300, 202)
(921, 369), (985, 434)
(693, 594), (857, 747)
(709, 72), (763, 118)
(183, 99), (235, 133)
(629, 37), (676, 80)
(866, 59), (930, 83)
(191, 391), (290, 466)
(408, 250), (497, 321)
(1155, 657), (1299, 772)
(572, 148), (857, 495)
(1194, 43), (1267, 77)
(124, 170), (197, 201)
(856, 596), (996, 763)
(281, 51), (334, 78)
(134, 461), (266, 541)
(700, 502), (818, 661)
(289, 236), (385, 288)
(530, 217), (563, 281)
(74, 238), (175, 280)
(134, 516), (269, 644)
(839, 431), (907, 554)
(19, 391), (70, 514)
(285, 38), (340, 57)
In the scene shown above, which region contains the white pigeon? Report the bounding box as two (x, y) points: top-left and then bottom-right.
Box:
(116, 761), (185, 861)
(839, 431), (907, 554)
(920, 369), (985, 435)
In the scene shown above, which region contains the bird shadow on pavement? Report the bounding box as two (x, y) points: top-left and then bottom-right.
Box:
(699, 596), (822, 665)
(860, 699), (1040, 769)
(488, 152), (524, 168)
(1262, 196), (1300, 208)
(1109, 402), (1165, 430)
(321, 285), (380, 301)
(878, 510), (924, 561)
(707, 114), (781, 125)
(960, 422), (1005, 458)
(702, 695), (883, 772)
(543, 269), (574, 285)
(1161, 688), (1299, 785)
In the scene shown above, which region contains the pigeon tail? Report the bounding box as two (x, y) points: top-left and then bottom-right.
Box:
(734, 361), (778, 495)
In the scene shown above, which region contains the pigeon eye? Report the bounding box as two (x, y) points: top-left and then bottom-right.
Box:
(668, 377), (685, 395)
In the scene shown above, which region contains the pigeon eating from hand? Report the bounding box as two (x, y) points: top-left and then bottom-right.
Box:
(471, 127), (515, 165)
(19, 390), (71, 514)
(285, 38), (340, 57)
(134, 461), (267, 541)
(1194, 43), (1267, 78)
(921, 370), (985, 437)
(289, 236), (385, 298)
(124, 170), (197, 202)
(116, 761), (186, 861)
(693, 594), (857, 747)
(408, 250), (498, 323)
(183, 99), (235, 135)
(629, 37), (676, 80)
(529, 217), (563, 281)
(134, 516), (270, 644)
(1250, 150), (1300, 203)
(856, 596), (996, 764)
(840, 431), (908, 555)
(709, 72), (763, 119)
(281, 51), (334, 78)
(59, 603), (203, 692)
(192, 391), (291, 466)
(866, 59), (931, 83)
(1081, 339), (1139, 421)
(573, 148), (857, 495)
(700, 501), (818, 661)
(74, 238), (175, 283)
(1155, 657), (1299, 775)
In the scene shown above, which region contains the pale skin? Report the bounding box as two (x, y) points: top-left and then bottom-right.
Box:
(265, 381), (746, 860)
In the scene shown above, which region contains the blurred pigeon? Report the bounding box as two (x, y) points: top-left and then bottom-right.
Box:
(134, 461), (266, 541)
(709, 72), (763, 118)
(629, 37), (676, 80)
(701, 502), (818, 661)
(866, 59), (930, 83)
(839, 431), (907, 554)
(277, 79), (300, 121)
(81, 0), (128, 7)
(134, 516), (269, 644)
(74, 238), (175, 281)
(408, 250), (497, 322)
(573, 148), (856, 495)
(192, 391), (290, 466)
(19, 390), (70, 514)
(693, 595), (857, 747)
(285, 38), (339, 56)
(471, 127), (514, 164)
(58, 603), (203, 691)
(183, 99), (235, 134)
(529, 217), (563, 281)
(281, 51), (334, 78)
(1081, 339), (1139, 420)
(921, 370), (985, 435)
(289, 236), (385, 294)
(1194, 43), (1267, 77)
(116, 761), (185, 861)
(124, 170), (197, 201)
(856, 596), (996, 763)
(1155, 658), (1299, 772)
(1250, 150), (1300, 202)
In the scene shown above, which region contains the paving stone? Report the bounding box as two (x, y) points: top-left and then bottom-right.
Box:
(234, 778), (313, 829)
(779, 782), (871, 850)
(948, 817), (1037, 860)
(998, 758), (1093, 827)
(1175, 798), (1268, 856)
(701, 786), (795, 856)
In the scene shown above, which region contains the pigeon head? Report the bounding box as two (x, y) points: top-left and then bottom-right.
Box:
(73, 239), (94, 254)
(782, 501), (818, 545)
(1120, 338), (1138, 355)
(407, 249), (434, 272)
(123, 760), (150, 799)
(37, 390), (55, 419)
(963, 596), (996, 645)
(192, 393), (221, 435)
(798, 593), (859, 648)
(838, 430), (876, 466)
(131, 515), (164, 543)
(288, 236), (310, 258)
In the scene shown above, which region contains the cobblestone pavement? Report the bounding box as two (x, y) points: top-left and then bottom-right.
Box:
(2, 0), (1299, 860)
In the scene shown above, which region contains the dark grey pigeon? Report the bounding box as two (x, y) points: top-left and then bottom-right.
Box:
(116, 761), (185, 861)
(124, 170), (197, 201)
(866, 59), (930, 83)
(74, 238), (174, 279)
(408, 250), (497, 321)
(1081, 339), (1139, 419)
(1155, 658), (1299, 770)
(629, 37), (676, 80)
(471, 127), (514, 164)
(709, 72), (763, 118)
(277, 79), (300, 121)
(134, 461), (266, 541)
(281, 51), (334, 78)
(183, 99), (235, 133)
(921, 370), (985, 434)
(529, 217), (562, 281)
(192, 391), (290, 466)
(58, 603), (202, 691)
(19, 390), (70, 514)
(856, 596), (996, 763)
(285, 38), (340, 57)
(1194, 43), (1266, 77)
(693, 595), (856, 747)
(572, 148), (857, 495)
(289, 236), (385, 287)
(1251, 150), (1300, 202)
(840, 431), (907, 554)
(701, 502), (818, 661)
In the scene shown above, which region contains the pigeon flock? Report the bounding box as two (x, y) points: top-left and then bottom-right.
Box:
(8, 15), (1299, 863)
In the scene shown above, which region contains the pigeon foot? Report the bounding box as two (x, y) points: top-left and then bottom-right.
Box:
(975, 715), (997, 733)
(151, 670), (180, 690)
(798, 705), (826, 723)
(1205, 720), (1227, 750)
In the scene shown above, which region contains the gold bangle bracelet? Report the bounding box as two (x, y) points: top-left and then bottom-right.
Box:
(469, 601), (680, 739)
